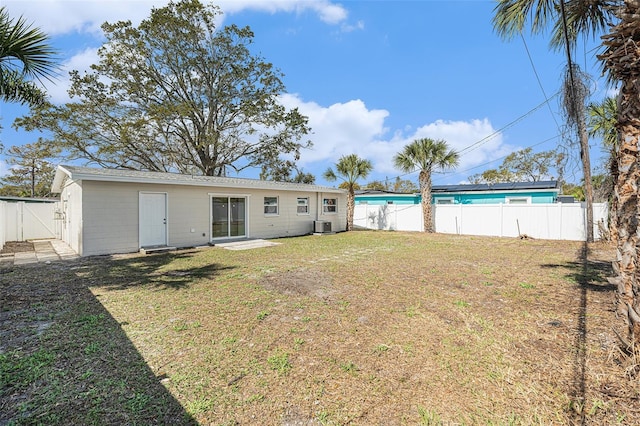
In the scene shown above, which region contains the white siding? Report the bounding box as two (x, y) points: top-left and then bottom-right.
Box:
(249, 190), (317, 238)
(71, 180), (347, 256)
(60, 180), (84, 254)
(81, 181), (144, 256)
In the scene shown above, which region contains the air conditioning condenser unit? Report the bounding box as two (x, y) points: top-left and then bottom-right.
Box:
(314, 220), (332, 233)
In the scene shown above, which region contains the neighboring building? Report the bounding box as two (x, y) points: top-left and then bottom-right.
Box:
(356, 181), (560, 205)
(354, 190), (420, 205)
(52, 165), (347, 257)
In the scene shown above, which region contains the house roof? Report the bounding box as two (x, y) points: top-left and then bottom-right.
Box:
(354, 190), (417, 196)
(52, 165), (346, 194)
(432, 180), (559, 193)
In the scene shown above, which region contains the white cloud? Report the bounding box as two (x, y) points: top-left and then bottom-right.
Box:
(279, 94), (389, 163)
(3, 0), (159, 36)
(3, 0), (349, 36)
(219, 0), (347, 24)
(0, 160), (9, 178)
(44, 47), (100, 104)
(280, 94), (517, 181)
(341, 20), (364, 33)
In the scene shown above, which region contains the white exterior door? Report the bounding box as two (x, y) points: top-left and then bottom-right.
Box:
(139, 192), (168, 247)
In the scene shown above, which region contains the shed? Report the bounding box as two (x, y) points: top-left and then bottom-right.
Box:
(51, 165), (347, 256)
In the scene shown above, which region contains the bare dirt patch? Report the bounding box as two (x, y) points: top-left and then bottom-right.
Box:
(261, 269), (334, 300)
(0, 241), (34, 254)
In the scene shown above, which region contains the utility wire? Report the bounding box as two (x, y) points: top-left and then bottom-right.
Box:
(457, 91), (559, 156)
(381, 95), (561, 186)
(520, 33), (562, 132)
(432, 134), (561, 183)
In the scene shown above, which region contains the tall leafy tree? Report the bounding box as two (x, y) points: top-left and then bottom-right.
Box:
(323, 154), (373, 231)
(469, 148), (564, 183)
(392, 177), (419, 193)
(0, 6), (57, 107)
(394, 138), (459, 233)
(259, 160), (315, 184)
(469, 148), (564, 184)
(0, 139), (60, 197)
(16, 0), (310, 177)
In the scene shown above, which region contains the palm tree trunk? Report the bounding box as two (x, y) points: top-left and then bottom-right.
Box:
(347, 188), (355, 231)
(578, 117), (594, 243)
(600, 0), (640, 345)
(419, 170), (434, 232)
(612, 77), (640, 345)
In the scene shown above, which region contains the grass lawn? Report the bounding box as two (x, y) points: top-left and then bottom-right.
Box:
(1, 231), (638, 425)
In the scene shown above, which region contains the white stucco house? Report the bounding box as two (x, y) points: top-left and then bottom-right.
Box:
(52, 165), (347, 256)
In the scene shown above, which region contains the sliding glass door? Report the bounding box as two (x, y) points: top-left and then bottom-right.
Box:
(211, 196), (246, 239)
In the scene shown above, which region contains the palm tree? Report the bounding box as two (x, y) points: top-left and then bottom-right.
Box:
(494, 0), (640, 348)
(493, 0), (608, 244)
(599, 5), (640, 349)
(323, 154), (373, 231)
(588, 96), (618, 239)
(394, 138), (459, 233)
(0, 6), (57, 106)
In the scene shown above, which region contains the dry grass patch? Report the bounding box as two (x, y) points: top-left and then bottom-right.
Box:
(1, 231), (637, 425)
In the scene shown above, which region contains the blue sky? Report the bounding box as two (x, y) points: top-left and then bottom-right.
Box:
(1, 0), (612, 187)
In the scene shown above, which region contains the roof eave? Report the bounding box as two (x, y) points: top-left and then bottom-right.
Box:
(53, 166), (346, 194)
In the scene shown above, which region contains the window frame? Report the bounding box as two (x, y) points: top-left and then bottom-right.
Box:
(296, 197), (309, 215)
(322, 197), (337, 214)
(435, 197), (454, 205)
(263, 196), (279, 216)
(505, 196), (531, 205)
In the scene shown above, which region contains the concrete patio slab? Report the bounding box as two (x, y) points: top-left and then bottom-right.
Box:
(215, 239), (281, 251)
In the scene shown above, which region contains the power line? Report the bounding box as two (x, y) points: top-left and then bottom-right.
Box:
(457, 91), (559, 156)
(520, 33), (562, 132)
(432, 134), (561, 183)
(381, 95), (561, 185)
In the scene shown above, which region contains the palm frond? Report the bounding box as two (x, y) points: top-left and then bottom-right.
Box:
(0, 6), (58, 82)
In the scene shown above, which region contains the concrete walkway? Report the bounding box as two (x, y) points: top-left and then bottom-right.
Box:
(1, 239), (78, 267)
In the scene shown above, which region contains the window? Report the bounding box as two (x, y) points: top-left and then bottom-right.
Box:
(506, 196), (530, 205)
(264, 196), (279, 215)
(297, 197), (309, 214)
(436, 198), (454, 205)
(323, 198), (337, 214)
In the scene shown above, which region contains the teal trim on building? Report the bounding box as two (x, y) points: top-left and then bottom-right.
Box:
(355, 181), (560, 205)
(355, 194), (419, 205)
(431, 191), (557, 204)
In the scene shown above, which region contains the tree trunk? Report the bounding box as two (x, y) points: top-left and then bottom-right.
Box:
(419, 169), (434, 232)
(346, 188), (355, 231)
(599, 0), (640, 346)
(612, 77), (640, 345)
(30, 162), (36, 198)
(578, 115), (594, 243)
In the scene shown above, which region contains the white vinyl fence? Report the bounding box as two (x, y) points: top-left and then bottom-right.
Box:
(354, 202), (609, 241)
(0, 201), (6, 250)
(0, 201), (62, 250)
